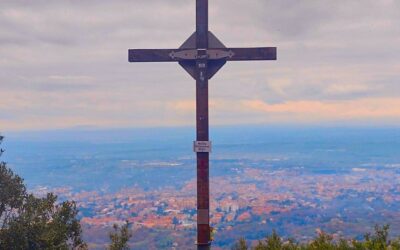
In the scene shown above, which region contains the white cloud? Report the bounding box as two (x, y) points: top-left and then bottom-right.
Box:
(0, 0), (399, 131)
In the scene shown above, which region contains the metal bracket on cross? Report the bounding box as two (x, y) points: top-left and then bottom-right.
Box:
(179, 31), (228, 80)
(169, 49), (234, 60)
(128, 30), (276, 80)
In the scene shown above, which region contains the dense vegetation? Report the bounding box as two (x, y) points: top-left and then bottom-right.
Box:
(0, 135), (131, 249)
(0, 135), (87, 249)
(232, 226), (400, 250)
(108, 222), (132, 250)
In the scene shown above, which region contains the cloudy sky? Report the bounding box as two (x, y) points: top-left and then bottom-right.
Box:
(1, 0), (399, 131)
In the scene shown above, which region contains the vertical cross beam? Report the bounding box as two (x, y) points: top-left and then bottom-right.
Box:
(196, 0), (208, 48)
(128, 0), (277, 247)
(196, 0), (211, 248)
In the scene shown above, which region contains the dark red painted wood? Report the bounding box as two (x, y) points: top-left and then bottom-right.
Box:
(196, 1), (211, 248)
(128, 0), (277, 248)
(128, 49), (176, 62)
(227, 47), (277, 61)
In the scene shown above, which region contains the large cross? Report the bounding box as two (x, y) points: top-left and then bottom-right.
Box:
(128, 0), (276, 248)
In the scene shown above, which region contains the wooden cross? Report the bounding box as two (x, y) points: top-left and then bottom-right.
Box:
(128, 0), (276, 248)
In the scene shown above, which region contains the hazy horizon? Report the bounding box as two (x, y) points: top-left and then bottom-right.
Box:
(2, 125), (400, 248)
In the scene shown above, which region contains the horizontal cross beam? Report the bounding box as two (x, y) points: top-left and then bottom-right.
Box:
(226, 47), (277, 61)
(128, 47), (277, 62)
(128, 49), (175, 62)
